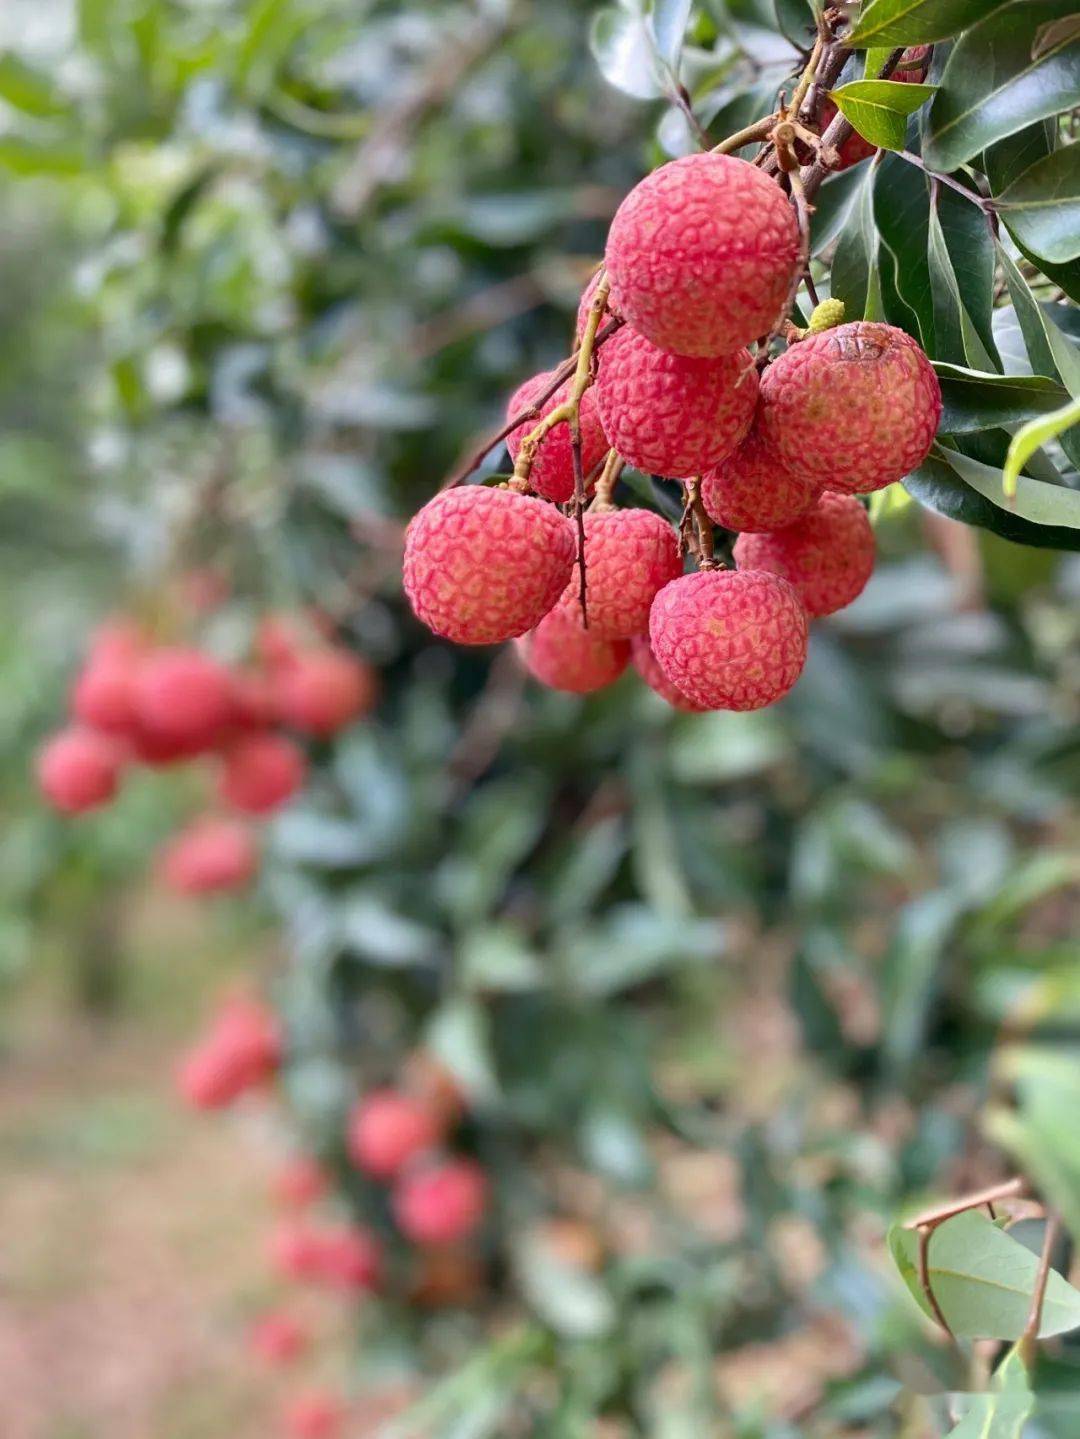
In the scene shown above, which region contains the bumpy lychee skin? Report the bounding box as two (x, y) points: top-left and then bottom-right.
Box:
(557, 508), (682, 639)
(160, 816), (258, 894)
(217, 732), (307, 814)
(596, 326), (757, 479)
(133, 647), (235, 748)
(37, 728), (124, 813)
(758, 322), (941, 495)
(404, 486), (575, 645)
(701, 427), (822, 533)
(276, 649), (376, 737)
(515, 604), (630, 693)
(605, 154), (800, 357)
(649, 570), (808, 711)
(347, 1089), (440, 1180)
(504, 371), (607, 504)
(393, 1159), (487, 1246)
(734, 492), (875, 618)
(629, 636), (704, 712)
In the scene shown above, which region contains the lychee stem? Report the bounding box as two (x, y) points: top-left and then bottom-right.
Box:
(687, 477), (718, 568)
(591, 450), (625, 512)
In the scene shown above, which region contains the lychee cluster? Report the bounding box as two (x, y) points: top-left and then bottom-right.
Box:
(37, 610), (376, 892)
(403, 147), (939, 714)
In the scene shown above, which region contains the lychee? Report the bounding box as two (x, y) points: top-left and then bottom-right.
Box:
(758, 322), (941, 495)
(818, 99), (877, 168)
(515, 604), (630, 693)
(700, 427), (821, 533)
(282, 1392), (345, 1439)
(87, 616), (146, 666)
(249, 1312), (307, 1366)
(133, 647), (235, 749)
(347, 1089), (440, 1180)
(649, 569), (808, 711)
(505, 370), (607, 504)
(557, 507), (682, 639)
(604, 153), (800, 357)
(269, 1221), (324, 1281)
(176, 994), (280, 1107)
(312, 1224), (384, 1291)
(37, 728), (124, 813)
(159, 816), (258, 894)
(176, 1043), (253, 1110)
(404, 485), (575, 645)
(229, 668), (280, 729)
(734, 492), (875, 617)
(393, 1158), (487, 1246)
(217, 732), (306, 814)
(629, 636), (704, 712)
(595, 326), (757, 479)
(271, 1155), (328, 1209)
(71, 658), (139, 734)
(276, 648), (376, 737)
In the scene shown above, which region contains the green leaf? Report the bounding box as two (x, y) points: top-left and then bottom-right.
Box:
(994, 143), (1080, 263)
(944, 1348), (1034, 1438)
(904, 453), (1080, 548)
(0, 137), (86, 176)
(932, 180), (1001, 367)
(1003, 394), (1080, 498)
(848, 0), (1009, 47)
(888, 1209), (1080, 1339)
(590, 6), (666, 100)
(0, 54), (72, 117)
(941, 441), (1080, 528)
(828, 79), (937, 150)
(934, 363), (1069, 431)
(872, 153), (934, 347)
(650, 0), (693, 67)
(830, 168), (878, 319)
(924, 1), (1080, 172)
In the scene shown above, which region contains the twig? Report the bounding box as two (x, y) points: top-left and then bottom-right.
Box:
(591, 450), (624, 510)
(756, 167), (813, 367)
(905, 1178), (1026, 1232)
(671, 81), (710, 149)
(712, 115), (779, 155)
(1019, 1211), (1061, 1367)
(686, 477), (716, 566)
(917, 1225), (956, 1341)
(796, 47), (904, 194)
(900, 150), (998, 240)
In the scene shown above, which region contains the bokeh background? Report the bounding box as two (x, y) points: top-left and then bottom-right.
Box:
(1, 1), (1078, 1436)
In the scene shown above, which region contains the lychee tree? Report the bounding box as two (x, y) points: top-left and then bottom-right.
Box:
(4, 0), (1080, 1434)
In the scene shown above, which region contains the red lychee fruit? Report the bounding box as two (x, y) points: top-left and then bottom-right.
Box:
(649, 569), (808, 711)
(176, 1043), (250, 1109)
(217, 733), (306, 814)
(311, 1224), (383, 1291)
(269, 1221), (324, 1281)
(87, 616), (146, 666)
(515, 603), (630, 693)
(276, 648), (376, 737)
(249, 1312), (307, 1366)
(595, 326), (757, 479)
(37, 728), (124, 813)
(71, 657), (139, 735)
(894, 45), (931, 82)
(404, 485), (575, 645)
(176, 994), (280, 1107)
(505, 370), (607, 504)
(229, 668), (280, 729)
(257, 614), (307, 670)
(605, 153), (800, 357)
(271, 1155), (328, 1210)
(758, 322), (941, 495)
(629, 636), (704, 712)
(159, 816), (258, 894)
(818, 99), (878, 169)
(347, 1089), (441, 1180)
(133, 647), (235, 750)
(282, 1392), (345, 1439)
(556, 507), (681, 639)
(700, 427), (822, 533)
(393, 1158), (488, 1247)
(734, 492), (875, 618)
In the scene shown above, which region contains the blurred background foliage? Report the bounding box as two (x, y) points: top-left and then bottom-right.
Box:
(1, 1), (1079, 1435)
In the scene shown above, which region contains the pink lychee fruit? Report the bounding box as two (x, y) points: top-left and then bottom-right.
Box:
(404, 485), (575, 645)
(176, 994), (280, 1107)
(87, 616), (147, 667)
(133, 647), (235, 750)
(649, 570), (808, 711)
(217, 732), (307, 814)
(159, 816), (258, 894)
(282, 1392), (345, 1439)
(505, 371), (607, 504)
(276, 648), (376, 737)
(393, 1158), (487, 1246)
(758, 322), (941, 495)
(629, 636), (705, 712)
(71, 657), (139, 735)
(556, 507), (682, 639)
(595, 326), (757, 479)
(700, 426), (822, 533)
(515, 603), (630, 694)
(228, 668), (280, 729)
(312, 1224), (384, 1291)
(604, 153), (800, 357)
(734, 492), (875, 618)
(37, 727), (125, 813)
(347, 1089), (441, 1180)
(271, 1155), (328, 1210)
(249, 1312), (307, 1366)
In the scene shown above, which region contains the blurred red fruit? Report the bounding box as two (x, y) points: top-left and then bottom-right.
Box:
(249, 1311), (307, 1366)
(283, 1392), (345, 1439)
(217, 732), (307, 814)
(272, 1155), (328, 1209)
(347, 1089), (440, 1180)
(176, 993), (281, 1108)
(134, 647), (235, 749)
(276, 649), (376, 737)
(315, 1224), (383, 1290)
(160, 816), (258, 894)
(393, 1159), (487, 1246)
(37, 728), (124, 813)
(71, 659), (139, 734)
(269, 1221), (325, 1281)
(88, 616), (146, 666)
(229, 669), (280, 729)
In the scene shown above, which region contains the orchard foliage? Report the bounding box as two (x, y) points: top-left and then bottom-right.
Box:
(2, 0), (1080, 1435)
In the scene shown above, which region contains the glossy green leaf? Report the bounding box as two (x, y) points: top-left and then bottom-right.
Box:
(943, 442), (1080, 528)
(932, 181), (1001, 366)
(872, 153), (934, 348)
(934, 363), (1069, 431)
(0, 55), (72, 117)
(828, 79), (936, 150)
(905, 453), (1080, 548)
(1003, 394), (1080, 498)
(924, 1), (1080, 172)
(994, 143), (1080, 263)
(650, 0), (693, 66)
(590, 6), (666, 99)
(944, 1349), (1034, 1439)
(889, 1209), (1080, 1339)
(847, 0), (1009, 47)
(830, 169), (878, 318)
